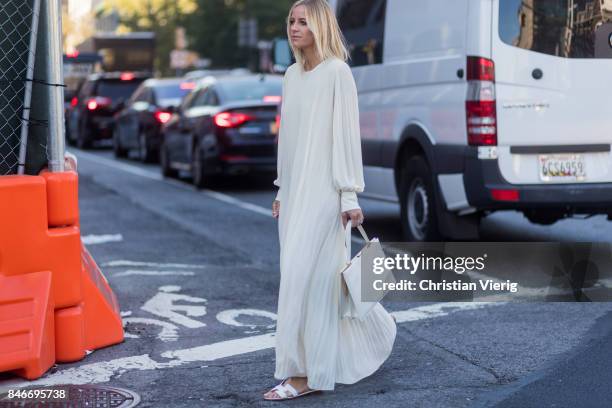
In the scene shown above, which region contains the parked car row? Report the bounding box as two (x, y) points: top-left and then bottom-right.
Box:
(66, 70), (283, 188)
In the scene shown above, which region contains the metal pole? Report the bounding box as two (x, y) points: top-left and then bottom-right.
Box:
(46, 0), (65, 172)
(17, 0), (41, 175)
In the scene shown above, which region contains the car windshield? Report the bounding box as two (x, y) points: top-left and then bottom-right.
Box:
(96, 80), (144, 101)
(218, 80), (282, 102)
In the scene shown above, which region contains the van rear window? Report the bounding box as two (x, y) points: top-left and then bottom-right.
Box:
(499, 0), (612, 59)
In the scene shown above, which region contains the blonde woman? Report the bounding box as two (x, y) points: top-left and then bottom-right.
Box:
(264, 0), (397, 401)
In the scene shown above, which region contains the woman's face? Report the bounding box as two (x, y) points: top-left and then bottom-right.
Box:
(289, 5), (314, 50)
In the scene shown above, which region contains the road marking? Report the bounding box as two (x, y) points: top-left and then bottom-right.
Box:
(123, 317), (180, 342)
(216, 309), (277, 329)
(203, 190), (272, 217)
(75, 150), (365, 245)
(0, 355), (175, 388)
(162, 333), (275, 364)
(82, 234), (123, 245)
(113, 270), (196, 278)
(0, 302), (499, 390)
(103, 260), (207, 269)
(392, 302), (497, 323)
(141, 286), (207, 329)
(74, 150), (165, 182)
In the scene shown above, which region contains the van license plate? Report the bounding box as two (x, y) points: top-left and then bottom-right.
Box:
(539, 154), (586, 182)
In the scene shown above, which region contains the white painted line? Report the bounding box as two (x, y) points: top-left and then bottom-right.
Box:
(82, 234), (123, 245)
(113, 270), (196, 278)
(391, 302), (498, 323)
(0, 355), (174, 388)
(76, 150), (366, 244)
(162, 333), (275, 364)
(74, 150), (164, 182)
(103, 260), (207, 269)
(203, 190), (272, 217)
(0, 302), (497, 391)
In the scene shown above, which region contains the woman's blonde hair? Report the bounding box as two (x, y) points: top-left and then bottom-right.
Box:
(286, 0), (349, 69)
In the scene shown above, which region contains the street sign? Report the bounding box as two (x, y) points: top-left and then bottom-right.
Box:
(170, 49), (199, 69)
(238, 17), (258, 47)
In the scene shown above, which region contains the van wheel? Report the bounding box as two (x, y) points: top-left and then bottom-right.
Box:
(399, 156), (441, 241)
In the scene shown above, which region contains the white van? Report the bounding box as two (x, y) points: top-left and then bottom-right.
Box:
(319, 0), (612, 241)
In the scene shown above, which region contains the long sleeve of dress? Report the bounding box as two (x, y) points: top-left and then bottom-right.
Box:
(273, 72), (289, 202)
(331, 63), (365, 213)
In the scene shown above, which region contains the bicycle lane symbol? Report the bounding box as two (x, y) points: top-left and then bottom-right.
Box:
(122, 285), (278, 343)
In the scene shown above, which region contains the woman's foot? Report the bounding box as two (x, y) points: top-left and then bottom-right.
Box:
(263, 377), (315, 400)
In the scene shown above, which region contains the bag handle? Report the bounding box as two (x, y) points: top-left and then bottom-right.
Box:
(344, 220), (370, 262)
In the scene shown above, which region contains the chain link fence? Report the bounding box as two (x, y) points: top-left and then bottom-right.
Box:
(0, 0), (39, 175)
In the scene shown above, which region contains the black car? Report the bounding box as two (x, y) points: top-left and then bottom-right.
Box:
(113, 78), (196, 162)
(160, 74), (282, 187)
(67, 72), (149, 148)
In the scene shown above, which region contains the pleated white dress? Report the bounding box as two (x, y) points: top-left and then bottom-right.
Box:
(273, 57), (396, 391)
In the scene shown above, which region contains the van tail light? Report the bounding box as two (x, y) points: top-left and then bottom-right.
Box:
(275, 114), (280, 131)
(86, 97), (112, 111)
(154, 110), (172, 124)
(214, 111), (255, 128)
(467, 57), (495, 81)
(465, 56), (497, 146)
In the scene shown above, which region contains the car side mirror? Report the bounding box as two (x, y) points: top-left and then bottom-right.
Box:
(271, 38), (294, 73)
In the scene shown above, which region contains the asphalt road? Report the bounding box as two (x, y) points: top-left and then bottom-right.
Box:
(1, 147), (611, 407)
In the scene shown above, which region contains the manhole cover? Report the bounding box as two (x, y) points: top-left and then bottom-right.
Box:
(0, 385), (140, 407)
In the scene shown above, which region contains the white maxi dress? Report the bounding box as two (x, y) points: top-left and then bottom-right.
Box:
(273, 57), (397, 391)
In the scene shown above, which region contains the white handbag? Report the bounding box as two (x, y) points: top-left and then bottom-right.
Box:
(339, 220), (391, 320)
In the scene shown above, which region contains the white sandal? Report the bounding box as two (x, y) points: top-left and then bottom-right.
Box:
(263, 379), (319, 401)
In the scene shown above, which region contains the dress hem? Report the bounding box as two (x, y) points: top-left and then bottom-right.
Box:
(273, 320), (397, 391)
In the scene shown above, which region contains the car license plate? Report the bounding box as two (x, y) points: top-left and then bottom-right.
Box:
(238, 126), (261, 135)
(96, 118), (112, 129)
(270, 121), (279, 135)
(539, 154), (586, 182)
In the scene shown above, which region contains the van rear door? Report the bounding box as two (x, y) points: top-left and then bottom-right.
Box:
(492, 0), (612, 185)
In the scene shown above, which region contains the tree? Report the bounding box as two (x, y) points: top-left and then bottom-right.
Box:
(185, 0), (293, 68)
(100, 0), (196, 74)
(100, 0), (293, 72)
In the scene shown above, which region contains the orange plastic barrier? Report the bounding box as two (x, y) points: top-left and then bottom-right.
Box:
(0, 172), (123, 380)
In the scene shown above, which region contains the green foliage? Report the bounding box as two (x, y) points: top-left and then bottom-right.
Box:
(102, 0), (294, 73)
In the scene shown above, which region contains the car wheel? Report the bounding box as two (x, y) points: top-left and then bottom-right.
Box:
(76, 121), (92, 149)
(65, 117), (75, 146)
(399, 156), (441, 241)
(113, 128), (128, 158)
(138, 130), (154, 163)
(160, 138), (178, 178)
(192, 143), (210, 189)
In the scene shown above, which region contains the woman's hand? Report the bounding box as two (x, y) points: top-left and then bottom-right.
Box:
(272, 200), (280, 218)
(342, 208), (364, 228)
